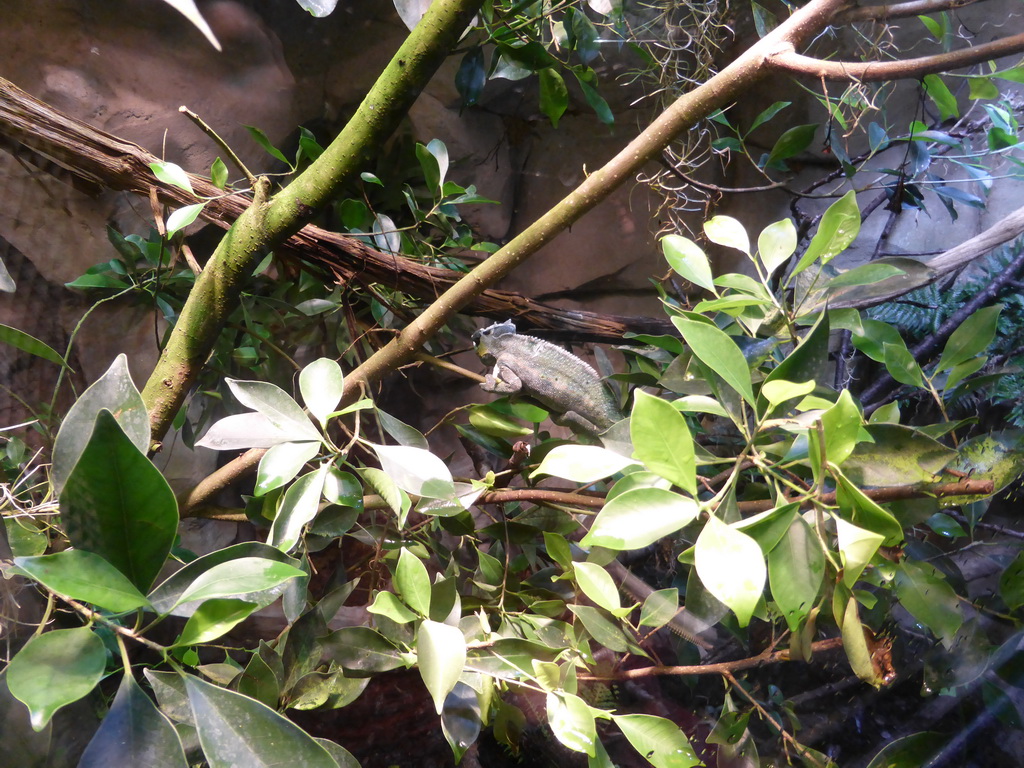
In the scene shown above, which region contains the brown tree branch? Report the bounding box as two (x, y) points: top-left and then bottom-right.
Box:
(769, 32), (1024, 81)
(582, 637), (845, 679)
(836, 0), (984, 23)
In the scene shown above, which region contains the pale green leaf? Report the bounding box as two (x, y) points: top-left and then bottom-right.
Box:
(662, 235), (716, 294)
(372, 444), (455, 500)
(531, 444), (640, 483)
(573, 562), (621, 612)
(630, 390), (696, 495)
(582, 488), (699, 550)
(299, 358), (345, 426)
(395, 548), (432, 616)
(695, 515), (765, 627)
(703, 216), (750, 255)
(418, 620), (467, 714)
(757, 218), (797, 277)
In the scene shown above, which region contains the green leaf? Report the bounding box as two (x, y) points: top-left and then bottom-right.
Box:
(573, 562), (621, 612)
(184, 674), (338, 768)
(630, 390), (696, 495)
(372, 444), (456, 500)
(638, 588), (679, 629)
(791, 191), (860, 275)
(299, 358), (344, 426)
(614, 713), (700, 768)
(662, 235), (717, 294)
(539, 67), (569, 128)
(237, 652), (280, 709)
(148, 543), (300, 615)
(841, 597), (881, 686)
(570, 605), (633, 653)
(923, 74), (958, 120)
(834, 469), (904, 545)
(0, 323), (68, 369)
(763, 124), (817, 169)
(546, 692), (597, 756)
(968, 76), (999, 100)
(703, 216), (750, 255)
(819, 389), (862, 466)
(77, 672), (188, 768)
(367, 590), (419, 623)
(210, 157), (228, 189)
(767, 517), (824, 632)
(671, 316), (755, 406)
(52, 354), (150, 493)
(756, 218), (797, 277)
(227, 379), (322, 443)
(149, 160), (195, 194)
(175, 598), (259, 646)
(531, 444), (640, 483)
(760, 379), (815, 406)
(165, 202), (206, 236)
(1000, 550), (1024, 610)
(455, 46), (487, 106)
(865, 732), (945, 768)
(882, 340), (925, 388)
(269, 463), (331, 551)
(894, 560), (963, 647)
(173, 557), (306, 608)
(574, 71), (614, 124)
(244, 125), (292, 168)
(254, 441), (320, 496)
(12, 550), (149, 612)
(7, 627), (106, 730)
(935, 304), (1002, 372)
(323, 627), (405, 675)
(825, 262), (906, 290)
(844, 424), (956, 487)
(582, 488), (698, 550)
(695, 515), (765, 627)
(418, 620), (467, 714)
(748, 101), (790, 133)
(834, 517), (885, 588)
(60, 410), (177, 592)
(395, 548), (432, 616)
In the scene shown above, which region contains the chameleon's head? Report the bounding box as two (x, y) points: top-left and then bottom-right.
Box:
(472, 320), (517, 362)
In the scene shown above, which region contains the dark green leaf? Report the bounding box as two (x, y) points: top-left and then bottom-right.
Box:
(0, 323), (67, 369)
(936, 304), (1001, 372)
(455, 46), (487, 106)
(51, 354), (150, 493)
(61, 410), (177, 593)
(184, 675), (339, 768)
(244, 125), (292, 168)
(13, 550), (149, 612)
(539, 68), (568, 128)
(322, 627), (404, 675)
(78, 673), (188, 768)
(763, 124), (817, 169)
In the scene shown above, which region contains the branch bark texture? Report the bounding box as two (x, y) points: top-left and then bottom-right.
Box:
(138, 0), (484, 440)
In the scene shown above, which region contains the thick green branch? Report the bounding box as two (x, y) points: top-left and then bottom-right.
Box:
(140, 0), (483, 440)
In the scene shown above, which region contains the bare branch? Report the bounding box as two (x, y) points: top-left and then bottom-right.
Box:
(836, 0), (984, 23)
(770, 32), (1024, 81)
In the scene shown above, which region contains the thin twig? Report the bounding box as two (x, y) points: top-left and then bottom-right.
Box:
(179, 105), (256, 185)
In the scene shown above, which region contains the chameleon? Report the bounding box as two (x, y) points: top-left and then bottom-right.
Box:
(472, 320), (623, 436)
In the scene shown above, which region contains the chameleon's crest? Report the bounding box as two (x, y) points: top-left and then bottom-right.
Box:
(471, 320), (517, 343)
